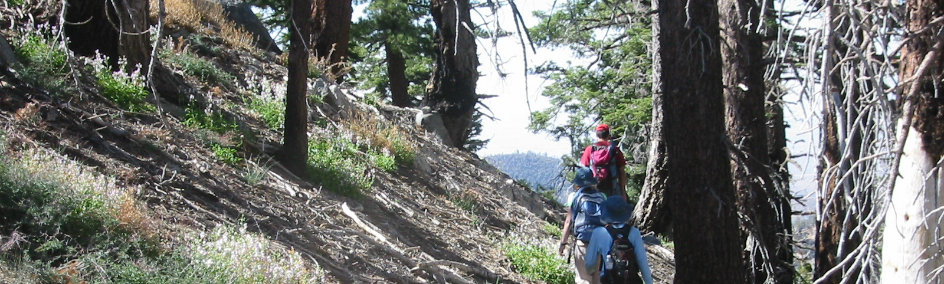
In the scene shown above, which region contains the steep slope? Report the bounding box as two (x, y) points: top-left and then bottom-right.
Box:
(0, 7), (675, 284)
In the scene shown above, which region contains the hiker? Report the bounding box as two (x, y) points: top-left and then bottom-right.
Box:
(559, 167), (608, 284)
(580, 123), (628, 200)
(586, 196), (653, 284)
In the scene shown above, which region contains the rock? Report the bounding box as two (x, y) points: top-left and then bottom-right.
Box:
(0, 35), (19, 68)
(415, 108), (454, 147)
(208, 0), (281, 54)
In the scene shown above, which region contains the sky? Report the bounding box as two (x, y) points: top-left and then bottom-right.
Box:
(473, 1), (573, 158)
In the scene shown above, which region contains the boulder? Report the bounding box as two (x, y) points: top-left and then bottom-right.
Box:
(415, 108), (454, 147)
(0, 35), (18, 68)
(209, 0), (281, 54)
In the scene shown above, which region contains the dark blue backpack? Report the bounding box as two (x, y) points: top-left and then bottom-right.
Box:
(571, 187), (606, 242)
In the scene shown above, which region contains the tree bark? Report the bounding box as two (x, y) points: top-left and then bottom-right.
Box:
(278, 0), (313, 177)
(718, 0), (792, 283)
(313, 0), (352, 82)
(635, 0), (670, 236)
(385, 41), (411, 107)
(424, 0), (478, 148)
(65, 0), (150, 72)
(882, 0), (944, 281)
(659, 0), (745, 280)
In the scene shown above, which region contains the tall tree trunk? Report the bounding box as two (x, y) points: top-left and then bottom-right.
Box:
(65, 0), (150, 72)
(313, 0), (352, 82)
(659, 0), (745, 280)
(424, 0), (478, 148)
(385, 41), (411, 107)
(882, 0), (944, 281)
(114, 0), (151, 70)
(279, 0), (313, 176)
(635, 0), (670, 236)
(718, 0), (792, 283)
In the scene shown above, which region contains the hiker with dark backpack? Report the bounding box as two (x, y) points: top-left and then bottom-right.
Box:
(585, 196), (653, 284)
(580, 124), (628, 200)
(559, 167), (608, 284)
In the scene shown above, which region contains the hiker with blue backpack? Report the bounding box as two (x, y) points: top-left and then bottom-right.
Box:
(559, 167), (608, 284)
(580, 124), (628, 200)
(586, 196), (653, 284)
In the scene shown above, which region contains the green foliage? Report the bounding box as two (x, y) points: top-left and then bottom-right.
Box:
(343, 112), (416, 169)
(307, 136), (373, 197)
(624, 164), (646, 204)
(528, 0), (653, 161)
(796, 261), (814, 284)
(242, 161), (269, 185)
(543, 222), (562, 238)
(0, 143), (319, 283)
(161, 48), (235, 87)
(369, 151), (397, 172)
(184, 105), (239, 134)
(348, 0), (435, 106)
(503, 241), (573, 284)
(247, 95), (285, 130)
(212, 144), (243, 165)
(450, 191), (478, 214)
(11, 30), (70, 94)
(96, 69), (155, 112)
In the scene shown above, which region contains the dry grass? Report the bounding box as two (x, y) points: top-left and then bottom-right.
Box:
(152, 0), (256, 51)
(342, 110), (415, 161)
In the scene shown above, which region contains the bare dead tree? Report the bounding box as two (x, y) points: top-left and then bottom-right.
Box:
(785, 0), (904, 282)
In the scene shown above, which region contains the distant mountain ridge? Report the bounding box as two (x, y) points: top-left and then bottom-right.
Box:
(484, 152), (565, 191)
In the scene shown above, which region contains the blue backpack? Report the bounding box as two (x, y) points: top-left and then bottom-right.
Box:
(571, 187), (606, 242)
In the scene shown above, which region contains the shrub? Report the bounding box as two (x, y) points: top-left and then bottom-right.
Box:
(161, 48), (235, 87)
(242, 160), (269, 185)
(184, 104), (239, 134)
(451, 190), (478, 214)
(503, 240), (573, 284)
(307, 136), (372, 197)
(95, 68), (155, 112)
(543, 222), (562, 238)
(212, 143), (242, 165)
(183, 225), (321, 283)
(0, 137), (320, 283)
(247, 95), (285, 130)
(11, 29), (70, 94)
(156, 0), (257, 51)
(342, 111), (416, 167)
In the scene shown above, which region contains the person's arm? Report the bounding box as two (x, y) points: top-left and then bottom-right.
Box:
(617, 166), (628, 200)
(585, 226), (612, 272)
(629, 227), (653, 284)
(559, 209), (574, 256)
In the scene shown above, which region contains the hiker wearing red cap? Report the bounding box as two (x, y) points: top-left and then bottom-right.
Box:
(579, 124), (628, 200)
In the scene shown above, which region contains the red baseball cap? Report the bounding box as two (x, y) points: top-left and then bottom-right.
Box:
(596, 124), (610, 131)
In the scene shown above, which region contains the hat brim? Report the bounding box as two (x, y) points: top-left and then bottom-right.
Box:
(601, 197), (633, 224)
(572, 178), (598, 187)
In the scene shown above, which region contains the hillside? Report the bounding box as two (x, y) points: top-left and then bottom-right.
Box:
(484, 152), (565, 191)
(0, 3), (675, 284)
